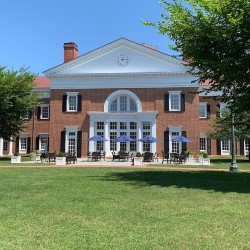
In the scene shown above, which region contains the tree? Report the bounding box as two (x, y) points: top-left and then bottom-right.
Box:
(0, 66), (40, 141)
(208, 108), (250, 161)
(144, 0), (250, 113)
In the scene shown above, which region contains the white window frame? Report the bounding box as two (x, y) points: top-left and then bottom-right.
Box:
(199, 103), (207, 118)
(66, 92), (78, 112)
(221, 140), (231, 155)
(169, 91), (181, 111)
(19, 136), (28, 153)
(40, 104), (50, 119)
(39, 135), (49, 151)
(200, 135), (207, 152)
(244, 140), (249, 156)
(65, 126), (78, 153)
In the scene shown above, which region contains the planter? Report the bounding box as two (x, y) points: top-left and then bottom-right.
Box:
(198, 156), (203, 163)
(11, 156), (21, 163)
(202, 158), (210, 165)
(31, 156), (41, 162)
(188, 154), (194, 161)
(56, 157), (66, 165)
(133, 157), (143, 166)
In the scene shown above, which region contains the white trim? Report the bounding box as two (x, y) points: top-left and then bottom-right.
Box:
(168, 91), (181, 111)
(40, 104), (50, 119)
(199, 102), (207, 118)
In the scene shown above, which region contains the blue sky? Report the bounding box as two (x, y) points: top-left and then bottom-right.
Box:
(0, 0), (176, 75)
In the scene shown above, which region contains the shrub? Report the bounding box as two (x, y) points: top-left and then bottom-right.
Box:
(30, 151), (37, 158)
(57, 152), (64, 157)
(13, 152), (19, 156)
(136, 152), (142, 157)
(202, 152), (208, 158)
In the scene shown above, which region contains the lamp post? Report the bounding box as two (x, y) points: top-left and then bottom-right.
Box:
(229, 111), (238, 171)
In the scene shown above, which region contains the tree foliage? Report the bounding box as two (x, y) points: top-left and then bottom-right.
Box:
(0, 66), (40, 140)
(144, 0), (250, 111)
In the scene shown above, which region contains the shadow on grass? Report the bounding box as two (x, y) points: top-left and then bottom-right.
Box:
(104, 170), (250, 193)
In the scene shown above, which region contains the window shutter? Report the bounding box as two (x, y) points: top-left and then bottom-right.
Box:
(239, 138), (245, 155)
(36, 137), (39, 150)
(61, 131), (66, 153)
(48, 106), (50, 120)
(37, 107), (41, 120)
(62, 95), (67, 112)
(15, 137), (19, 153)
(164, 94), (169, 111)
(78, 95), (82, 112)
(207, 105), (210, 118)
(164, 131), (170, 153)
(207, 138), (211, 155)
(77, 131), (82, 158)
(47, 137), (50, 152)
(181, 94), (185, 111)
(216, 139), (221, 155)
(182, 131), (187, 153)
(27, 137), (31, 153)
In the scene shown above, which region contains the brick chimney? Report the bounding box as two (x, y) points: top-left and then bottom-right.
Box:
(64, 42), (78, 63)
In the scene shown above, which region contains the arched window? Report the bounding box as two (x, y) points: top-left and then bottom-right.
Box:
(109, 95), (137, 112)
(104, 90), (142, 112)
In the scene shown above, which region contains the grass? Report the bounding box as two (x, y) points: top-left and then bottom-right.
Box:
(0, 167), (249, 249)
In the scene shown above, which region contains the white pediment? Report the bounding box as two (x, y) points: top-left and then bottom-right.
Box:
(44, 38), (187, 76)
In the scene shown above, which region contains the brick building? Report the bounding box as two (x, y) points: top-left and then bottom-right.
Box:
(0, 38), (249, 157)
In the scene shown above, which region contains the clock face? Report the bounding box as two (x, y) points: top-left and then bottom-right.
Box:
(116, 53), (130, 67)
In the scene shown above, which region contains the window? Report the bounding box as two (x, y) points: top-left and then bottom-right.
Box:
(110, 122), (117, 130)
(110, 132), (117, 151)
(63, 92), (81, 112)
(200, 138), (207, 151)
(171, 132), (180, 153)
(221, 140), (230, 155)
(68, 95), (77, 111)
(3, 141), (8, 151)
(20, 137), (27, 152)
(244, 140), (249, 155)
(219, 102), (228, 118)
(40, 105), (49, 119)
(199, 103), (207, 118)
(109, 95), (137, 112)
(22, 113), (29, 120)
(142, 122), (151, 152)
(40, 137), (48, 151)
(68, 132), (76, 154)
(167, 91), (182, 111)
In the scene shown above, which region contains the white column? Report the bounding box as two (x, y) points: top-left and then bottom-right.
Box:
(151, 120), (157, 153)
(9, 138), (13, 155)
(137, 121), (142, 153)
(0, 138), (3, 156)
(104, 120), (109, 153)
(89, 121), (95, 152)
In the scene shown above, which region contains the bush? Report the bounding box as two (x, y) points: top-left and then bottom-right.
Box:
(13, 152), (19, 156)
(57, 152), (64, 157)
(30, 151), (37, 158)
(136, 152), (142, 157)
(202, 152), (208, 158)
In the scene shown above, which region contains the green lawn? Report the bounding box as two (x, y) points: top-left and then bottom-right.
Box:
(0, 167), (249, 249)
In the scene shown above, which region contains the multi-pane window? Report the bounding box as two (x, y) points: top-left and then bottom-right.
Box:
(221, 140), (230, 151)
(40, 137), (48, 151)
(169, 92), (181, 111)
(200, 138), (207, 151)
(20, 137), (27, 151)
(110, 99), (117, 111)
(97, 132), (104, 151)
(142, 122), (151, 152)
(219, 102), (228, 118)
(120, 96), (127, 111)
(171, 132), (180, 153)
(109, 95), (137, 112)
(68, 132), (76, 154)
(120, 122), (127, 130)
(68, 96), (77, 111)
(130, 132), (137, 151)
(3, 141), (8, 151)
(199, 103), (207, 118)
(130, 122), (137, 130)
(97, 122), (104, 130)
(110, 132), (117, 151)
(41, 105), (49, 119)
(120, 131), (127, 151)
(245, 140), (249, 155)
(22, 113), (29, 120)
(110, 122), (117, 130)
